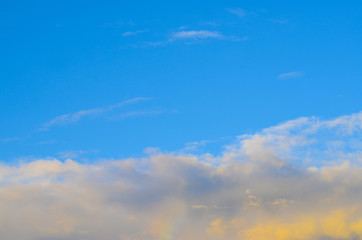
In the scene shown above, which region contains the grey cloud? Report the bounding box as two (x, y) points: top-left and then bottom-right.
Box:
(1, 112), (362, 239)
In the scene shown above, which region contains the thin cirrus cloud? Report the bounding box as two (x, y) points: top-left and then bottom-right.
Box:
(125, 7), (252, 47)
(170, 30), (224, 40)
(277, 71), (304, 80)
(144, 30), (229, 47)
(0, 137), (22, 142)
(118, 109), (165, 118)
(39, 97), (151, 130)
(1, 112), (362, 239)
(169, 30), (246, 42)
(122, 29), (148, 37)
(226, 8), (248, 17)
(105, 109), (169, 121)
(57, 150), (89, 159)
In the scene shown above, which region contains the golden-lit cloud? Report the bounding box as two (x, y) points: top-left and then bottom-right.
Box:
(0, 112), (361, 239)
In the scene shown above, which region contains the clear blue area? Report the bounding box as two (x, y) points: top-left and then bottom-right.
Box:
(1, 0), (361, 162)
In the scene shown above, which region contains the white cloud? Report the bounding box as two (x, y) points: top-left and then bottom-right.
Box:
(39, 97), (151, 130)
(122, 30), (147, 36)
(143, 30), (245, 47)
(183, 139), (214, 151)
(226, 8), (248, 18)
(1, 112), (362, 239)
(170, 30), (223, 40)
(57, 150), (89, 159)
(35, 140), (57, 145)
(277, 71), (304, 79)
(1, 137), (22, 142)
(118, 109), (164, 118)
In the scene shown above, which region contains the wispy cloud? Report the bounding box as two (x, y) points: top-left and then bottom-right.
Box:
(183, 139), (215, 151)
(118, 109), (165, 118)
(277, 71), (304, 80)
(40, 97), (151, 130)
(1, 112), (362, 239)
(1, 137), (22, 142)
(143, 30), (247, 47)
(170, 30), (223, 40)
(57, 150), (91, 159)
(107, 108), (175, 121)
(226, 8), (248, 17)
(35, 140), (57, 145)
(122, 29), (147, 37)
(141, 30), (229, 47)
(169, 30), (248, 43)
(182, 136), (233, 152)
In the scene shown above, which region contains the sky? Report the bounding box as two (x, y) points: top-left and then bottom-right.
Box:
(0, 1), (362, 239)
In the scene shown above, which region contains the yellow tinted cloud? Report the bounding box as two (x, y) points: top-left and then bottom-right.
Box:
(0, 113), (361, 239)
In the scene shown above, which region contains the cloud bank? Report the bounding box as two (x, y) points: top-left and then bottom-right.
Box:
(1, 112), (362, 240)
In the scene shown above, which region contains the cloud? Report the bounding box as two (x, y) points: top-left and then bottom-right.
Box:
(170, 30), (223, 40)
(183, 139), (214, 151)
(226, 8), (248, 18)
(39, 97), (151, 130)
(57, 150), (88, 159)
(122, 30), (147, 37)
(143, 30), (246, 47)
(118, 109), (165, 118)
(277, 71), (304, 80)
(1, 112), (362, 239)
(105, 108), (172, 122)
(1, 137), (22, 142)
(35, 140), (57, 145)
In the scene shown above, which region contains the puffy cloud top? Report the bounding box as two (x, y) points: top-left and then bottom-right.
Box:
(1, 112), (362, 240)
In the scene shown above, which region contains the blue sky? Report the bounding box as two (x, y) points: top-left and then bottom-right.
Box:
(1, 0), (361, 162)
(2, 2), (362, 239)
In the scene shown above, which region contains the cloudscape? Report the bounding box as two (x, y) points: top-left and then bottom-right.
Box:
(1, 1), (362, 240)
(1, 113), (362, 240)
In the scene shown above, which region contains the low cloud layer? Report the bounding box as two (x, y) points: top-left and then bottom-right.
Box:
(1, 112), (362, 240)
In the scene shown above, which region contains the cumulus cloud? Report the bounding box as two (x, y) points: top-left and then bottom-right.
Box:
(1, 112), (362, 239)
